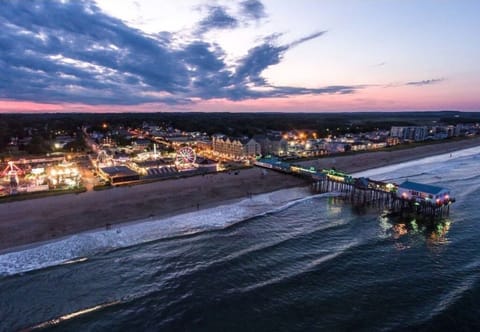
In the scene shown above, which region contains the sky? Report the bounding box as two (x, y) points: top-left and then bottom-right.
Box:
(0, 0), (479, 113)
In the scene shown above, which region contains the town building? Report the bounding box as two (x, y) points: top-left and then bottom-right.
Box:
(386, 137), (400, 146)
(99, 166), (140, 184)
(324, 142), (346, 153)
(212, 136), (261, 158)
(349, 142), (367, 151)
(390, 126), (428, 141)
(253, 135), (288, 156)
(131, 138), (150, 152)
(195, 139), (213, 151)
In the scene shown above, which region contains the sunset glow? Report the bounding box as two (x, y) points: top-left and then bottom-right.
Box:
(0, 0), (478, 113)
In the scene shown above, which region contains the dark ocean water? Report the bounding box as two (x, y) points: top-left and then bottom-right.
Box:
(1, 147), (480, 332)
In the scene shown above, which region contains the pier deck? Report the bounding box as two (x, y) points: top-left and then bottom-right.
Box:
(255, 158), (455, 219)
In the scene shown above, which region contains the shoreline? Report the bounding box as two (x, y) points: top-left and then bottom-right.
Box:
(0, 168), (309, 254)
(297, 136), (480, 173)
(0, 187), (312, 267)
(1, 137), (479, 254)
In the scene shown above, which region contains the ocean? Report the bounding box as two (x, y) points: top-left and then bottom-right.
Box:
(1, 146), (480, 331)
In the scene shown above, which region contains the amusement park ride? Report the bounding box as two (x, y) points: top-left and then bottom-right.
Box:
(175, 146), (197, 170)
(1, 161), (23, 193)
(96, 149), (114, 167)
(1, 158), (80, 195)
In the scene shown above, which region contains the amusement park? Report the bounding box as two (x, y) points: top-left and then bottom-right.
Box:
(0, 123), (246, 199)
(0, 141), (221, 199)
(93, 143), (219, 183)
(0, 157), (83, 196)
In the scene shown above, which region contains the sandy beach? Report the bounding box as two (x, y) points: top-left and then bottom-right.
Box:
(0, 168), (308, 253)
(1, 137), (479, 253)
(297, 137), (480, 173)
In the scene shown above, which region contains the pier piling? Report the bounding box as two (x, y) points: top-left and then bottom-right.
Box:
(255, 159), (454, 220)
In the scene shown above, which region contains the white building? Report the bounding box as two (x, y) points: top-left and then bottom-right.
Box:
(390, 126), (428, 141)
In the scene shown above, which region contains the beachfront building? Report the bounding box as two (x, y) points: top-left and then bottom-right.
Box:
(349, 142), (368, 151)
(253, 135), (288, 156)
(390, 126), (428, 141)
(99, 166), (140, 184)
(195, 139), (212, 152)
(396, 181), (451, 205)
(324, 141), (347, 153)
(386, 137), (400, 146)
(212, 136), (261, 158)
(367, 141), (388, 149)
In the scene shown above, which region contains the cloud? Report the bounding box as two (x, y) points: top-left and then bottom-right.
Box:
(233, 42), (287, 86)
(196, 6), (238, 35)
(406, 78), (445, 86)
(240, 0), (267, 20)
(194, 1), (266, 34)
(0, 1), (361, 107)
(253, 85), (357, 99)
(287, 31), (327, 48)
(191, 32), (357, 101)
(0, 0), (190, 105)
(233, 32), (326, 87)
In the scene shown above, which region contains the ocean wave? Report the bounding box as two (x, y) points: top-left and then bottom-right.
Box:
(414, 274), (479, 328)
(0, 187), (335, 277)
(23, 300), (122, 331)
(353, 145), (480, 179)
(227, 240), (359, 295)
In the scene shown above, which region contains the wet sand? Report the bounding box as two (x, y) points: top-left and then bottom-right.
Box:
(1, 137), (479, 253)
(0, 168), (308, 253)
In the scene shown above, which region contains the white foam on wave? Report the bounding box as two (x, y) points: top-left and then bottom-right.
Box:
(353, 145), (480, 179)
(0, 187), (320, 277)
(5, 144), (476, 277)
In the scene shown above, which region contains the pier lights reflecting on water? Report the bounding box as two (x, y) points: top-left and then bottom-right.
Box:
(325, 193), (452, 245)
(378, 213), (452, 244)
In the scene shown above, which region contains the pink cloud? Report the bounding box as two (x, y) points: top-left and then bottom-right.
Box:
(1, 83), (478, 114)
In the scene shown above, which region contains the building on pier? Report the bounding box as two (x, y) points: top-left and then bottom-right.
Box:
(254, 157), (291, 173)
(253, 160), (455, 219)
(396, 181), (452, 206)
(322, 168), (354, 184)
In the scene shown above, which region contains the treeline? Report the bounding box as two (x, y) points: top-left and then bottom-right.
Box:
(1, 111), (478, 154)
(0, 114), (87, 155)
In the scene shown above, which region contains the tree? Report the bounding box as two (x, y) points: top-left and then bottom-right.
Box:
(64, 134), (87, 152)
(26, 135), (51, 154)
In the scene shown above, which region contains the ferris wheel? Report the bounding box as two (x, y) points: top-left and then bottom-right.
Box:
(96, 149), (114, 167)
(175, 146), (196, 168)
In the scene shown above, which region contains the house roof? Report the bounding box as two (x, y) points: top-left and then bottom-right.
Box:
(399, 181), (447, 195)
(101, 166), (138, 177)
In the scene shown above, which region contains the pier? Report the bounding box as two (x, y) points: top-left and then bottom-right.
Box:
(255, 158), (455, 219)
